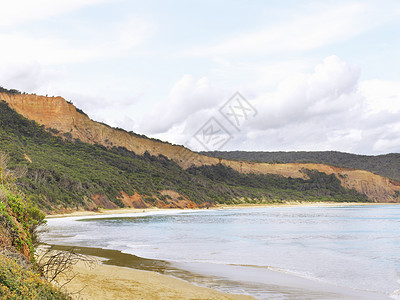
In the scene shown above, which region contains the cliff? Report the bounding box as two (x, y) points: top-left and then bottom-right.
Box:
(1, 92), (400, 203)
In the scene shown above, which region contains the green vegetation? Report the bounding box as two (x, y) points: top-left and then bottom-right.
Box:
(1, 158), (46, 263)
(0, 86), (21, 95)
(1, 157), (69, 299)
(187, 164), (367, 204)
(75, 107), (87, 116)
(0, 254), (69, 300)
(202, 151), (400, 182)
(0, 100), (368, 211)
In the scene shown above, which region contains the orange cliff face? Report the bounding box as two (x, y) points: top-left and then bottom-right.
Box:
(0, 92), (219, 168)
(1, 92), (400, 203)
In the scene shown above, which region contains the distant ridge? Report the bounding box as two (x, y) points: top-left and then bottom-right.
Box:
(201, 151), (400, 181)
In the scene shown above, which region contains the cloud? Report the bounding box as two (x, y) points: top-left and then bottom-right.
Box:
(0, 0), (111, 28)
(359, 79), (400, 114)
(210, 58), (310, 92)
(0, 16), (154, 65)
(0, 62), (65, 93)
(0, 12), (154, 94)
(0, 33), (92, 65)
(249, 55), (361, 130)
(187, 2), (395, 57)
(149, 55), (400, 154)
(240, 56), (400, 154)
(141, 75), (228, 134)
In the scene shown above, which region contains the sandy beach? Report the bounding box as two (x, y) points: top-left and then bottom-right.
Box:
(59, 256), (254, 300)
(45, 201), (394, 219)
(45, 207), (170, 218)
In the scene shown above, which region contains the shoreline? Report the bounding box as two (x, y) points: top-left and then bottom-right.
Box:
(46, 245), (254, 300)
(46, 201), (398, 219)
(45, 207), (176, 219)
(46, 244), (391, 300)
(214, 201), (400, 210)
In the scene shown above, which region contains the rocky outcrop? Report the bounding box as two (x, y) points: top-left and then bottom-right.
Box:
(2, 92), (400, 203)
(91, 194), (119, 209)
(157, 190), (200, 209)
(118, 191), (148, 208)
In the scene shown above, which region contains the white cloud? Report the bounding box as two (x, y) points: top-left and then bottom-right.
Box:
(0, 16), (154, 65)
(248, 56), (361, 130)
(0, 0), (111, 28)
(150, 56), (400, 154)
(187, 2), (393, 57)
(210, 58), (311, 93)
(0, 62), (65, 93)
(141, 75), (228, 134)
(241, 57), (400, 154)
(359, 79), (400, 114)
(0, 33), (94, 65)
(0, 13), (155, 96)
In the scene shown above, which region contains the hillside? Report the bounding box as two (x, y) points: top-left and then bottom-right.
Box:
(0, 99), (372, 212)
(0, 89), (400, 207)
(202, 151), (400, 182)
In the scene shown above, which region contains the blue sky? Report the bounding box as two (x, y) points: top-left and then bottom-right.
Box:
(1, 0), (400, 154)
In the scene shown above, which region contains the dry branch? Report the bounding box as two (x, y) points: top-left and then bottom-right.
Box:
(37, 248), (97, 289)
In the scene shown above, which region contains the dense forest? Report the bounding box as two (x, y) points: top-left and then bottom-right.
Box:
(0, 101), (368, 212)
(202, 151), (400, 182)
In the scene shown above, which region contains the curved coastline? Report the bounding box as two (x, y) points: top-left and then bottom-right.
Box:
(45, 202), (397, 219)
(46, 244), (391, 300)
(41, 205), (398, 299)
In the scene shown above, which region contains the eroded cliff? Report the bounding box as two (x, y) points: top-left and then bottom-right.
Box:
(1, 92), (399, 203)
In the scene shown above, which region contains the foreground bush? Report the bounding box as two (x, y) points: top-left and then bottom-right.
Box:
(0, 253), (69, 299)
(1, 157), (46, 263)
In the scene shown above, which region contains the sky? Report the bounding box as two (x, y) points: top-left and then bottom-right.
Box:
(1, 0), (400, 154)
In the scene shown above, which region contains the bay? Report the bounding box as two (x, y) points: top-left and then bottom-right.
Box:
(41, 205), (400, 299)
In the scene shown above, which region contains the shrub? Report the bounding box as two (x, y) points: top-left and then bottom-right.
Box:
(0, 158), (46, 262)
(0, 253), (70, 299)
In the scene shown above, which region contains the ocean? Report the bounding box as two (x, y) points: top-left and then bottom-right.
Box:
(41, 205), (400, 299)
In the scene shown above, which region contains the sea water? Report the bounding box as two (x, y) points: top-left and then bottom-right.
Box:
(41, 205), (400, 299)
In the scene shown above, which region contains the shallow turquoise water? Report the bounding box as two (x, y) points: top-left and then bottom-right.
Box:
(43, 205), (400, 299)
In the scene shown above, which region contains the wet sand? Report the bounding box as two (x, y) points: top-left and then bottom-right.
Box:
(47, 245), (391, 300)
(61, 260), (254, 300)
(47, 245), (254, 300)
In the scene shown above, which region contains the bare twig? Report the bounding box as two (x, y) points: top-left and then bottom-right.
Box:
(37, 248), (97, 288)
